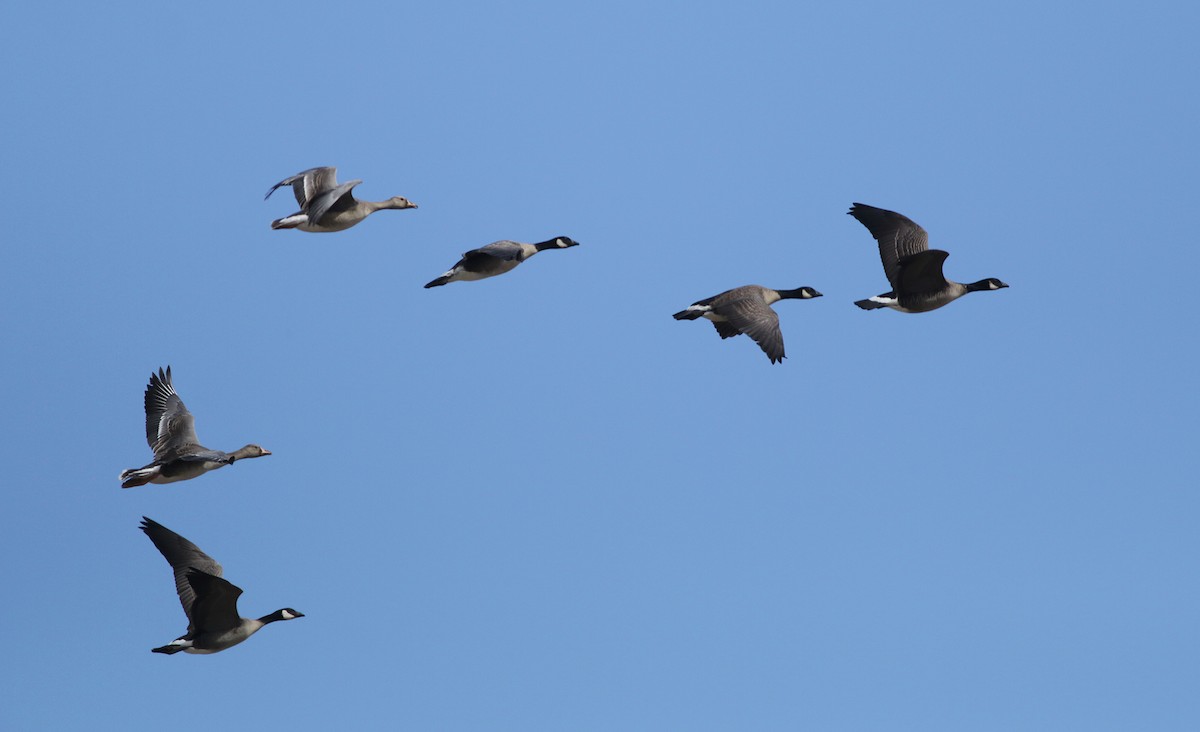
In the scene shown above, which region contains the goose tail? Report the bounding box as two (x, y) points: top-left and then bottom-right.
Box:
(672, 306), (708, 320)
(120, 466), (157, 489)
(271, 214), (307, 230)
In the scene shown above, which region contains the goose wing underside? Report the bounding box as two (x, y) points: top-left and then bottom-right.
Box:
(307, 179), (362, 221)
(143, 367), (203, 460)
(140, 518), (224, 625)
(849, 203), (930, 289)
(897, 249), (951, 295)
(264, 166), (339, 207)
(719, 297), (785, 363)
(185, 569), (244, 633)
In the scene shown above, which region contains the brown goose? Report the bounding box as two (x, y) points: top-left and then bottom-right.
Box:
(140, 517), (303, 654)
(119, 366), (270, 489)
(424, 236), (579, 288)
(265, 166), (417, 232)
(848, 203), (1007, 312)
(673, 285), (822, 364)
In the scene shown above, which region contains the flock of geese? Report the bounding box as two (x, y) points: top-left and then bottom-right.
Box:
(128, 166), (1009, 655)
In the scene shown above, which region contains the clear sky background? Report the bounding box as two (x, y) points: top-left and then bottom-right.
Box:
(2, 2), (1197, 730)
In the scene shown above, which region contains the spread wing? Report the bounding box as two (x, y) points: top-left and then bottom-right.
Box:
(896, 249), (951, 295)
(716, 297), (786, 364)
(140, 517), (224, 627)
(711, 320), (742, 339)
(264, 166), (339, 207)
(306, 179), (362, 222)
(185, 570), (244, 633)
(848, 203), (929, 290)
(143, 367), (202, 460)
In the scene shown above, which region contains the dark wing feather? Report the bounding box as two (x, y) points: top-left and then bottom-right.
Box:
(307, 180), (361, 222)
(848, 203), (930, 290)
(264, 173), (305, 204)
(896, 249), (951, 295)
(143, 367), (202, 460)
(711, 320), (742, 339)
(715, 297), (785, 363)
(456, 242), (523, 273)
(140, 518), (224, 626)
(186, 570), (244, 633)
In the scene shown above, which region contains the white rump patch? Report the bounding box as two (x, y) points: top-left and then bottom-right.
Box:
(275, 214), (308, 228)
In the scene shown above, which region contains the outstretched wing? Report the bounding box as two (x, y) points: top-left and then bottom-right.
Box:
(848, 203), (929, 290)
(306, 179), (362, 222)
(185, 570), (244, 633)
(717, 297), (786, 364)
(140, 517), (224, 626)
(710, 320), (743, 339)
(143, 367), (202, 460)
(265, 166), (339, 207)
(896, 249), (951, 295)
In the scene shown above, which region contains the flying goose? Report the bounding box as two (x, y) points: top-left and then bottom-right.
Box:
(139, 517), (303, 654)
(673, 285), (822, 364)
(265, 166), (417, 232)
(848, 203), (1008, 312)
(120, 366), (270, 489)
(424, 236), (579, 288)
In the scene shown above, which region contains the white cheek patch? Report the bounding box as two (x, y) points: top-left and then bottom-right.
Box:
(281, 610), (296, 620)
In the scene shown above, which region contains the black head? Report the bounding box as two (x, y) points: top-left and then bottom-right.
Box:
(966, 278), (1009, 292)
(547, 236), (579, 248)
(779, 286), (823, 300)
(265, 608), (305, 622)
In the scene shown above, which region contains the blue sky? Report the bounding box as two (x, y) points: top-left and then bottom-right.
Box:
(2, 2), (1198, 729)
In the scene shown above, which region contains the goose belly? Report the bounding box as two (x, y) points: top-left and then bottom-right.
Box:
(191, 623), (262, 652)
(452, 268), (501, 282)
(186, 634), (248, 653)
(182, 646), (221, 655)
(897, 289), (966, 313)
(152, 459), (226, 483)
(298, 216), (360, 233)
